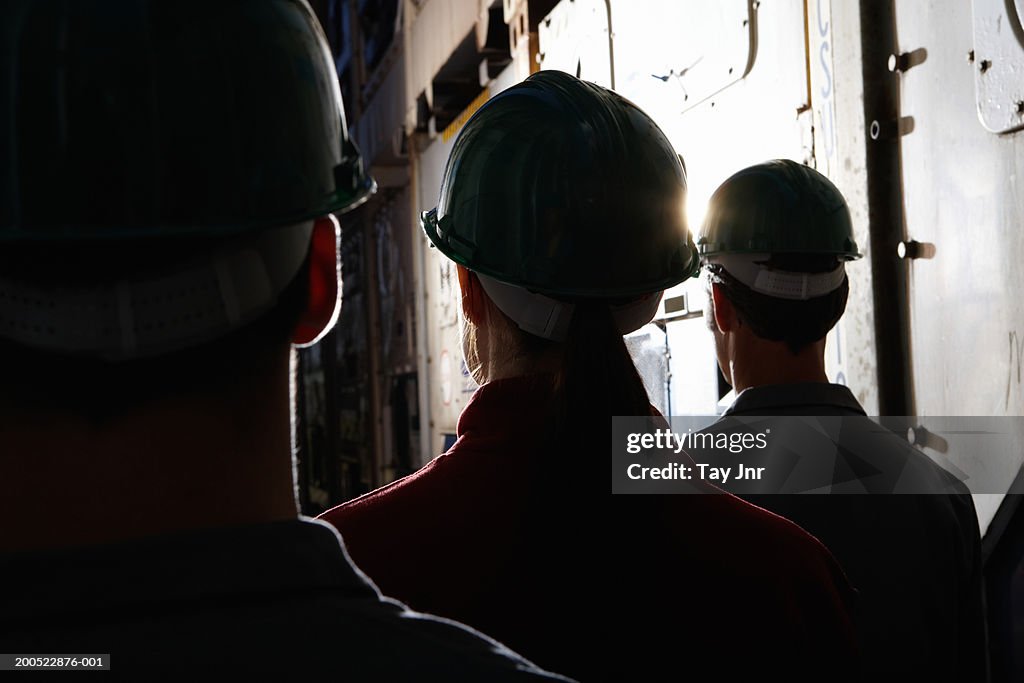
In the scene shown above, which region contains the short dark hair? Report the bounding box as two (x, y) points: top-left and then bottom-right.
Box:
(709, 254), (848, 355)
(0, 235), (310, 418)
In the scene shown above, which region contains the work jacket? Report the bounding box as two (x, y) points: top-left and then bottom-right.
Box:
(714, 382), (988, 682)
(0, 518), (565, 681)
(323, 375), (860, 682)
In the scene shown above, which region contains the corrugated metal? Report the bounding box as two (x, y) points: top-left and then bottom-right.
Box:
(352, 55), (407, 167)
(406, 0), (490, 128)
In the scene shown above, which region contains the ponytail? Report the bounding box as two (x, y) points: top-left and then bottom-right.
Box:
(475, 292), (654, 466)
(553, 301), (653, 426)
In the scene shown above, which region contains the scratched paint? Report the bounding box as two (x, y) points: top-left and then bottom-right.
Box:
(810, 0), (838, 174)
(1007, 331), (1022, 410)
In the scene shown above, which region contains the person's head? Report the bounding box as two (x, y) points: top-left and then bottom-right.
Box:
(422, 70), (700, 418)
(0, 0), (374, 417)
(697, 160), (859, 387)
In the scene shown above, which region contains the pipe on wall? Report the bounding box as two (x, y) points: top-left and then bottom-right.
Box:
(858, 0), (915, 416)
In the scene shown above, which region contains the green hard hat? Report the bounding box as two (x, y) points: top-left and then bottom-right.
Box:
(697, 160), (860, 259)
(421, 70), (699, 299)
(0, 0), (374, 243)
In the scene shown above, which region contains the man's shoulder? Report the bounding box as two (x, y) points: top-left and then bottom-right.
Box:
(692, 488), (847, 557)
(0, 520), (568, 681)
(281, 592), (570, 680)
(717, 390), (976, 495)
(5, 601), (566, 681)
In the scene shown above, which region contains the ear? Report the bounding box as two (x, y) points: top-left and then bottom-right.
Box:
(292, 215), (341, 347)
(710, 282), (739, 335)
(455, 264), (486, 325)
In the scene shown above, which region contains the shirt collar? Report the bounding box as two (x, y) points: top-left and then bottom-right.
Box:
(723, 382), (866, 416)
(456, 374), (556, 439)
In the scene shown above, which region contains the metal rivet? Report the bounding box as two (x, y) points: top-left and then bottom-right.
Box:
(1015, 100), (1024, 115)
(967, 50), (975, 63)
(897, 240), (936, 260)
(888, 53), (910, 73)
(870, 119), (900, 140)
(979, 59), (992, 73)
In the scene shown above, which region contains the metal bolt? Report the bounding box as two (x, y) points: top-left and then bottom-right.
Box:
(897, 241), (917, 259)
(979, 59), (992, 73)
(897, 240), (936, 260)
(888, 52), (910, 73)
(870, 119), (897, 140)
(967, 50), (975, 63)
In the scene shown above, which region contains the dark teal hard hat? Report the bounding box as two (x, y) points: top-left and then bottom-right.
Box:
(0, 0), (374, 243)
(697, 160), (860, 259)
(421, 70), (699, 299)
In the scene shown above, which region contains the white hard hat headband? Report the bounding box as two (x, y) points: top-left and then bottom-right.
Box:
(706, 254), (846, 300)
(0, 220), (316, 360)
(475, 273), (662, 342)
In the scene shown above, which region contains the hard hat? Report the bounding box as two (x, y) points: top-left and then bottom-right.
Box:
(0, 0), (375, 242)
(421, 70), (698, 339)
(698, 160), (859, 259)
(0, 0), (373, 359)
(698, 160), (859, 300)
(422, 70), (698, 300)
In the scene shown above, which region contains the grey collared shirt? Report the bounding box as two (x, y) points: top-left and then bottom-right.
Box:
(724, 381), (866, 417)
(717, 382), (987, 681)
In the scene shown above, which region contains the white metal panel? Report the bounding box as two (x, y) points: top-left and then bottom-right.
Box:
(895, 0), (1024, 417)
(417, 131), (474, 457)
(971, 0), (1024, 134)
(612, 0), (755, 112)
(812, 0), (855, 392)
(537, 0), (612, 86)
(894, 0), (1024, 532)
(609, 0), (806, 215)
(824, 0), (880, 414)
(405, 0), (490, 128)
(414, 62), (523, 459)
(666, 314), (721, 415)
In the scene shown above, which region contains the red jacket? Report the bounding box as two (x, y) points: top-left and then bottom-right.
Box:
(322, 376), (858, 681)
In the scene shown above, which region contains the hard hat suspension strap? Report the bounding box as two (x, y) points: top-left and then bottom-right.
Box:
(475, 273), (663, 342)
(706, 254), (846, 301)
(0, 221), (314, 360)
